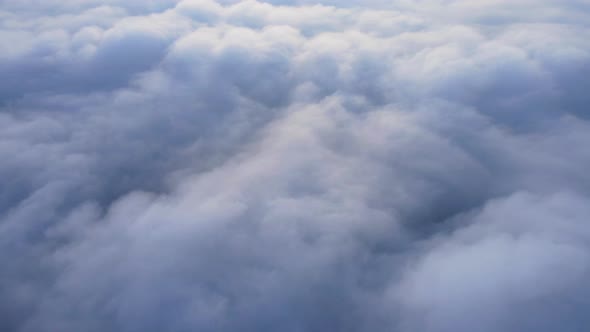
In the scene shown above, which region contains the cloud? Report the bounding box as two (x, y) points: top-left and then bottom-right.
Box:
(1, 1), (590, 331)
(395, 191), (590, 332)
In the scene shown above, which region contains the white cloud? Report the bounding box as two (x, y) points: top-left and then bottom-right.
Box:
(1, 1), (590, 331)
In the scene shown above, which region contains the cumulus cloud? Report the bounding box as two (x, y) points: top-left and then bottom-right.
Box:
(1, 1), (590, 331)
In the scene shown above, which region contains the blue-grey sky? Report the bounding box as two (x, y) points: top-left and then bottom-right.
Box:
(1, 1), (590, 331)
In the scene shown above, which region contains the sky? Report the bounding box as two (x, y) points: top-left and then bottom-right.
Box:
(1, 0), (590, 331)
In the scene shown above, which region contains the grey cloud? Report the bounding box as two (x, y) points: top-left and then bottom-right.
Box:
(1, 1), (590, 332)
(395, 191), (590, 332)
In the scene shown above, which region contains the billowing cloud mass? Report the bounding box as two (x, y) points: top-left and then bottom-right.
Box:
(1, 0), (590, 331)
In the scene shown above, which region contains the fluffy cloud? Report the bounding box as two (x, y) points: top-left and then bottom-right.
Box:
(1, 1), (590, 331)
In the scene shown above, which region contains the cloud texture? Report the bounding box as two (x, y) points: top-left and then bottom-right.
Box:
(1, 0), (590, 331)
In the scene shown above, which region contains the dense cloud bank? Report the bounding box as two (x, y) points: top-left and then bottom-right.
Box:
(1, 0), (590, 331)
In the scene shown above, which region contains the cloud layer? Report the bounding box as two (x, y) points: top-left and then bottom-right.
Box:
(1, 1), (590, 331)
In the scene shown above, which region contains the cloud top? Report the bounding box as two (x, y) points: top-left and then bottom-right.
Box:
(1, 1), (590, 331)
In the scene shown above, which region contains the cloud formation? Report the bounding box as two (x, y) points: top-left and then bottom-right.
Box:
(1, 1), (590, 331)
